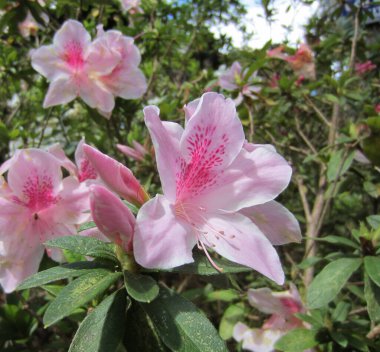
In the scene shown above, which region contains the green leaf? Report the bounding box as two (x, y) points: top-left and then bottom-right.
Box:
(331, 301), (351, 322)
(367, 215), (380, 230)
(327, 149), (355, 182)
(364, 273), (380, 323)
(78, 221), (97, 232)
(315, 235), (359, 249)
(275, 329), (319, 352)
(45, 236), (117, 262)
(17, 262), (112, 290)
(43, 271), (122, 327)
(297, 256), (322, 269)
(69, 290), (126, 352)
(307, 258), (362, 309)
(219, 303), (245, 340)
(206, 289), (239, 302)
(124, 300), (169, 352)
(364, 256), (380, 287)
(142, 286), (228, 352)
(153, 252), (250, 276)
(124, 272), (159, 303)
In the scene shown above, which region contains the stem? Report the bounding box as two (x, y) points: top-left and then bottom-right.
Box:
(37, 108), (53, 148)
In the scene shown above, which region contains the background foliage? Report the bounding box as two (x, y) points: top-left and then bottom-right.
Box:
(1, 0), (380, 351)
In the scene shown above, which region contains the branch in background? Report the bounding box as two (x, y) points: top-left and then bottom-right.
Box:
(303, 94), (331, 127)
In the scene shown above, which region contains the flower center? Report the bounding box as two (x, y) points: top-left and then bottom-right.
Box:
(21, 173), (58, 213)
(78, 159), (97, 182)
(64, 40), (84, 71)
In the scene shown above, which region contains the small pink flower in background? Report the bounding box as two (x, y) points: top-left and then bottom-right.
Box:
(375, 104), (380, 114)
(219, 61), (261, 105)
(134, 92), (301, 284)
(30, 20), (146, 117)
(94, 26), (147, 117)
(355, 60), (376, 75)
(0, 149), (90, 293)
(83, 144), (149, 206)
(120, 0), (143, 14)
(18, 11), (48, 38)
(90, 185), (135, 252)
(233, 285), (311, 352)
(268, 44), (316, 80)
(117, 141), (148, 162)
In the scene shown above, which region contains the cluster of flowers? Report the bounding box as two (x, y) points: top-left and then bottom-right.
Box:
(30, 20), (147, 117)
(267, 44), (316, 82)
(233, 285), (313, 352)
(0, 91), (302, 293)
(217, 43), (316, 105)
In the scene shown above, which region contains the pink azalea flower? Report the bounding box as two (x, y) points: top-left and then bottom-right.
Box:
(268, 44), (316, 80)
(133, 92), (300, 284)
(0, 149), (90, 293)
(120, 0), (143, 14)
(219, 61), (261, 105)
(83, 144), (149, 206)
(93, 25), (147, 117)
(355, 60), (376, 75)
(117, 141), (148, 162)
(31, 20), (120, 114)
(90, 185), (135, 252)
(233, 285), (311, 352)
(375, 104), (380, 114)
(48, 139), (98, 184)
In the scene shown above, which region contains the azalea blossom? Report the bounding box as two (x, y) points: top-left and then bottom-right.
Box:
(48, 138), (98, 184)
(133, 92), (301, 284)
(120, 0), (143, 14)
(117, 141), (148, 162)
(90, 184), (135, 252)
(31, 20), (146, 117)
(83, 144), (149, 206)
(268, 44), (316, 80)
(0, 149), (90, 293)
(93, 26), (147, 117)
(219, 61), (261, 105)
(18, 11), (48, 38)
(233, 285), (311, 352)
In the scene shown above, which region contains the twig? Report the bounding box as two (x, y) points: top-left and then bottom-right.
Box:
(304, 95), (331, 127)
(295, 175), (311, 223)
(37, 108), (53, 148)
(244, 102), (254, 142)
(349, 5), (361, 72)
(367, 325), (380, 339)
(294, 116), (318, 154)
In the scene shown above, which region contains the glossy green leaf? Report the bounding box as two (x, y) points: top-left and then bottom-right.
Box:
(69, 290), (126, 352)
(275, 329), (319, 352)
(17, 262), (111, 290)
(124, 272), (159, 303)
(45, 236), (117, 262)
(142, 286), (228, 352)
(364, 256), (380, 287)
(43, 271), (122, 327)
(364, 273), (380, 324)
(307, 258), (362, 309)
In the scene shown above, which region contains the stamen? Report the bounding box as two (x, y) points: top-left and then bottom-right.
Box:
(199, 240), (223, 272)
